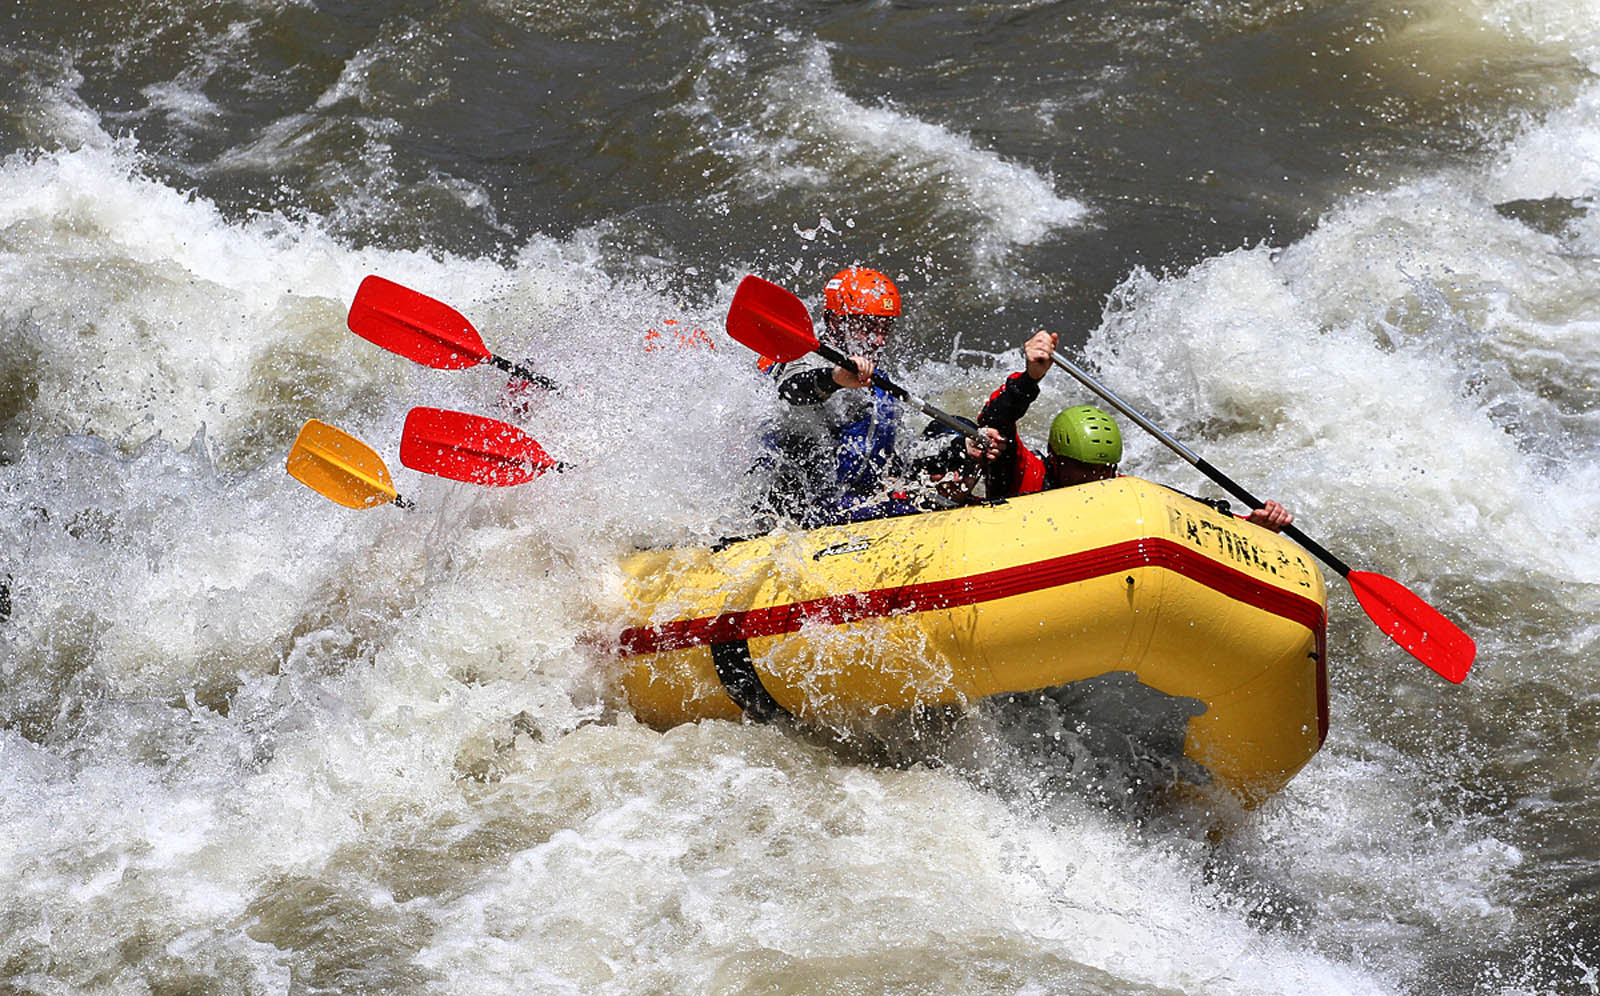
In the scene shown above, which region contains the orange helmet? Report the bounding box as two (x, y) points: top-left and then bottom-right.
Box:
(823, 268), (901, 317)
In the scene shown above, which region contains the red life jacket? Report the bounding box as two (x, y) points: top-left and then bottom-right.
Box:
(1014, 443), (1047, 495)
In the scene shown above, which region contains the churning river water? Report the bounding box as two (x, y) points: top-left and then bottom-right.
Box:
(3, 1), (1599, 993)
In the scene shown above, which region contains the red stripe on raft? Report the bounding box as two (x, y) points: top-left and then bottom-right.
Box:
(617, 537), (1325, 657)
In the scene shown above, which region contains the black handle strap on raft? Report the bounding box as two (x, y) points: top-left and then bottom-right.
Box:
(709, 639), (791, 722)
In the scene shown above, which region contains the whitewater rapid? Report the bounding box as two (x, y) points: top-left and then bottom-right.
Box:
(4, 1), (1600, 992)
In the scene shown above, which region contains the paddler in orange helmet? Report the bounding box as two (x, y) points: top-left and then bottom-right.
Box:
(757, 267), (920, 527)
(774, 266), (899, 391)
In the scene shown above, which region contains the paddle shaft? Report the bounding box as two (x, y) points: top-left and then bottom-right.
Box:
(491, 355), (559, 391)
(1049, 352), (1354, 578)
(814, 342), (985, 443)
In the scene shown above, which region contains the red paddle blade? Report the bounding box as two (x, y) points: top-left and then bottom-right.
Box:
(725, 274), (820, 363)
(399, 407), (557, 487)
(348, 275), (492, 370)
(1347, 570), (1475, 683)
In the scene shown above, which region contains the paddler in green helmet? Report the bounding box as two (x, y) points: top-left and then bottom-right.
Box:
(966, 330), (1294, 532)
(1042, 403), (1124, 486)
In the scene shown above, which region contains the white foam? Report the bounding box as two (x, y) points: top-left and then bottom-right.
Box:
(4, 9), (1598, 993)
(1077, 176), (1600, 590)
(1232, 734), (1523, 988)
(0, 142), (516, 455)
(1486, 79), (1600, 201)
(1461, 0), (1600, 68)
(414, 723), (1391, 996)
(788, 44), (1086, 243)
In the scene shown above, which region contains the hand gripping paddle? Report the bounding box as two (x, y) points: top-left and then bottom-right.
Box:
(725, 274), (985, 442)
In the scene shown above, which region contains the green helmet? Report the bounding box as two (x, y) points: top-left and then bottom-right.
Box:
(1047, 406), (1122, 465)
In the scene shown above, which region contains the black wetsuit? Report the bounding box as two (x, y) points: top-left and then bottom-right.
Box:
(975, 371), (1050, 499)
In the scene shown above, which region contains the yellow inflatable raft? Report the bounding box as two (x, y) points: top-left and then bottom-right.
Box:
(614, 477), (1329, 803)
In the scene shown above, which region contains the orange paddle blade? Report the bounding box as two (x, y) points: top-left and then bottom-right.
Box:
(725, 275), (820, 363)
(399, 407), (558, 487)
(1347, 570), (1475, 683)
(286, 420), (400, 509)
(347, 275), (492, 370)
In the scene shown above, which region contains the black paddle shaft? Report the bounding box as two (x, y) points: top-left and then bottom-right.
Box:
(1049, 352), (1353, 578)
(489, 355), (559, 392)
(1189, 455), (1352, 578)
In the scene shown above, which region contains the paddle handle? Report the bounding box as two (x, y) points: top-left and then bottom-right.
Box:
(1048, 352), (1353, 577)
(815, 343), (985, 442)
(489, 355), (559, 392)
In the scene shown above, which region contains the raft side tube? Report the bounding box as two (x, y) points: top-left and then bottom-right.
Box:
(614, 479), (1329, 799)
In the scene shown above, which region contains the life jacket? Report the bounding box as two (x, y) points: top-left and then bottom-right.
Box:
(833, 385), (901, 519)
(759, 360), (903, 526)
(1014, 443), (1047, 495)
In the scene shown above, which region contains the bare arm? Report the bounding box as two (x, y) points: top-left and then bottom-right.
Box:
(1244, 500), (1293, 533)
